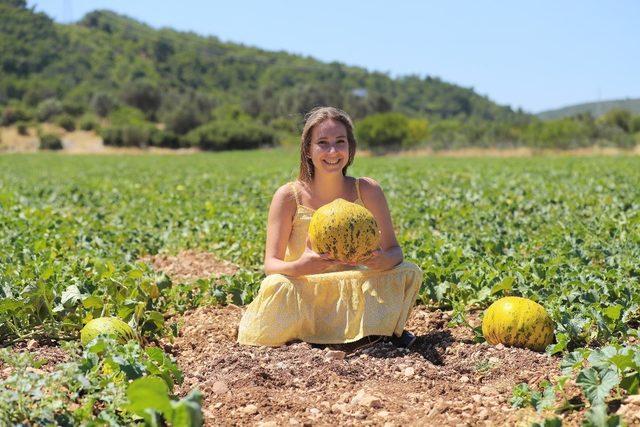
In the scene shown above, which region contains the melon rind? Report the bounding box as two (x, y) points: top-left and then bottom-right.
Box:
(308, 198), (380, 263)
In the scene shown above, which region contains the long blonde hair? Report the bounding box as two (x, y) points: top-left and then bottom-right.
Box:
(298, 106), (357, 183)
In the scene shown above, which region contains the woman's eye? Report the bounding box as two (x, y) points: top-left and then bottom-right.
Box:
(337, 140), (346, 144)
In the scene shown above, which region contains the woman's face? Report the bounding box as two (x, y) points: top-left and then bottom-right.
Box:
(309, 119), (350, 176)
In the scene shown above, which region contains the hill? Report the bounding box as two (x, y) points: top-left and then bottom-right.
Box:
(0, 0), (523, 123)
(537, 98), (640, 120)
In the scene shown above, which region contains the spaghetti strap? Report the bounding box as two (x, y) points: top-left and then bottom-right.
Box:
(290, 182), (300, 206)
(355, 178), (362, 202)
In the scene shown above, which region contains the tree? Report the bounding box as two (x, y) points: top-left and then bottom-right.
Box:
(121, 80), (162, 118)
(356, 113), (410, 152)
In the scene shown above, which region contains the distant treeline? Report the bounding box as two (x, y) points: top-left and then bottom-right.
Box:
(1, 0), (639, 151)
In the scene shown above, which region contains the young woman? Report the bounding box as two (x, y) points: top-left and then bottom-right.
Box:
(237, 106), (423, 347)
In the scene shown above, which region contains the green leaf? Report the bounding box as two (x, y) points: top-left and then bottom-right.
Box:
(41, 266), (54, 280)
(491, 276), (514, 295)
(583, 403), (622, 427)
(0, 298), (22, 313)
(126, 376), (173, 420)
(61, 285), (83, 307)
(170, 390), (204, 427)
(603, 305), (623, 321)
(609, 353), (635, 372)
(576, 367), (619, 405)
(532, 384), (556, 412)
(547, 333), (569, 355)
(128, 269), (144, 279)
(82, 295), (103, 309)
(531, 418), (562, 427)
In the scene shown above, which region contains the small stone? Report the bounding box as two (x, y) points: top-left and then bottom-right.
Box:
(351, 389), (383, 408)
(257, 422), (278, 427)
(404, 367), (415, 377)
(324, 350), (346, 361)
(495, 343), (505, 350)
(460, 375), (470, 383)
(376, 410), (390, 418)
(488, 356), (500, 364)
(471, 394), (482, 403)
(289, 418), (300, 425)
(309, 408), (320, 415)
(241, 404), (258, 415)
(26, 339), (37, 351)
(331, 403), (349, 414)
(477, 408), (489, 420)
(353, 411), (366, 419)
(211, 381), (228, 394)
(480, 386), (496, 395)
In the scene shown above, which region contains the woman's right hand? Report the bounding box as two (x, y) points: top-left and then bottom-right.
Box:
(293, 236), (341, 276)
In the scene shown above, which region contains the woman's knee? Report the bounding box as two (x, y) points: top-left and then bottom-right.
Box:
(261, 274), (296, 292)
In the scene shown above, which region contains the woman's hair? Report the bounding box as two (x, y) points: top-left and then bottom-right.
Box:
(298, 106), (357, 183)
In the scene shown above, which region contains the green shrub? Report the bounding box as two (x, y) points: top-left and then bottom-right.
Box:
(184, 120), (277, 151)
(90, 92), (118, 117)
(1, 106), (30, 126)
(150, 129), (180, 148)
(100, 124), (154, 147)
(36, 98), (63, 122)
(55, 114), (76, 131)
(121, 80), (162, 118)
(598, 109), (632, 133)
(406, 118), (430, 148)
(16, 121), (29, 135)
(62, 100), (85, 116)
(109, 106), (147, 126)
(165, 104), (203, 135)
(78, 114), (99, 131)
(631, 115), (640, 133)
(39, 133), (63, 150)
(356, 112), (410, 152)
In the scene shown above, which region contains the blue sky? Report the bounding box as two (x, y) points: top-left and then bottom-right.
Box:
(28, 0), (640, 113)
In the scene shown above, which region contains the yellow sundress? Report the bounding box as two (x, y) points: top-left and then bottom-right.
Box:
(237, 179), (423, 346)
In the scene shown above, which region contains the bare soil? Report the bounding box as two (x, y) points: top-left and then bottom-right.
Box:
(141, 250), (239, 283)
(170, 305), (580, 426)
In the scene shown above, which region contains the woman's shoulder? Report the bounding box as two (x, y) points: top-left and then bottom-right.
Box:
(271, 182), (298, 210)
(356, 176), (383, 195)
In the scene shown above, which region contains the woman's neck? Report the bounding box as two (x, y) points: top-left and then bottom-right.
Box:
(309, 173), (349, 202)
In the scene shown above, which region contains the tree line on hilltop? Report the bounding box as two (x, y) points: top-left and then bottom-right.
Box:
(1, 0), (639, 151)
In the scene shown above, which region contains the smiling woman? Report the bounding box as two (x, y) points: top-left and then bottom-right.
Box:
(237, 106), (423, 347)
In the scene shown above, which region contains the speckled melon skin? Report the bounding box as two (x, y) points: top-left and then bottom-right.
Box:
(80, 317), (137, 347)
(482, 296), (555, 352)
(309, 198), (381, 263)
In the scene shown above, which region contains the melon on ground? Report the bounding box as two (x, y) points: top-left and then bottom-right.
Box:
(308, 198), (380, 264)
(80, 317), (137, 347)
(481, 296), (554, 352)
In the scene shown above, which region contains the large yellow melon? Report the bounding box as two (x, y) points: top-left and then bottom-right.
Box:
(308, 198), (380, 263)
(482, 296), (554, 352)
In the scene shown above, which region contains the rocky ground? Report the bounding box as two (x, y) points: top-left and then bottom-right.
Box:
(169, 305), (572, 426)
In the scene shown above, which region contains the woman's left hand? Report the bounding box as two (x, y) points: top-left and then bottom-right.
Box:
(357, 249), (386, 271)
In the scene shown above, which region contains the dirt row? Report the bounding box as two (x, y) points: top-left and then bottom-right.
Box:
(170, 305), (575, 426)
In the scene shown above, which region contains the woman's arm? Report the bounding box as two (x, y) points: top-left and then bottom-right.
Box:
(358, 177), (403, 271)
(263, 184), (340, 276)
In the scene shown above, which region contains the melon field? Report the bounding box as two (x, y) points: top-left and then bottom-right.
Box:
(1, 151), (639, 425)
